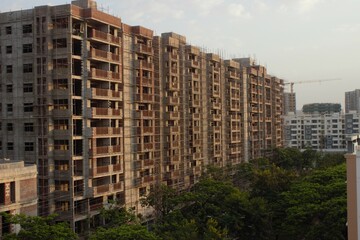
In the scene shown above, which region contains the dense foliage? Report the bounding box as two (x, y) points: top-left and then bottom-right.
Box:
(1, 214), (78, 240)
(2, 148), (346, 240)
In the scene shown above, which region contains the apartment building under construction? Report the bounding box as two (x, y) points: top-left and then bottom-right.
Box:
(0, 0), (284, 233)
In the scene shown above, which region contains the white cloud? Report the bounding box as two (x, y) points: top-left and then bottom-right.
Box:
(298, 0), (321, 13)
(276, 0), (322, 14)
(254, 0), (268, 12)
(333, 24), (360, 33)
(193, 0), (224, 16)
(227, 3), (250, 18)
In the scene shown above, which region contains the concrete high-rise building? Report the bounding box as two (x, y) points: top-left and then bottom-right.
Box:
(235, 58), (284, 159)
(0, 0), (284, 232)
(283, 92), (296, 114)
(345, 89), (360, 113)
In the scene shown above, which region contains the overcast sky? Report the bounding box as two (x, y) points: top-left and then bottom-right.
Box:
(4, 0), (360, 110)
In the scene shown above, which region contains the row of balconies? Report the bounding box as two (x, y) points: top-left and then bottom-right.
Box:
(52, 107), (123, 119)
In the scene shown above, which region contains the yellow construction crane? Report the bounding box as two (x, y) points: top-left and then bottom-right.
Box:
(284, 78), (341, 94)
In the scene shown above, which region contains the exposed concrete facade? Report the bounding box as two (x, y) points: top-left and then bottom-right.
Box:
(345, 89), (360, 113)
(0, 160), (37, 238)
(0, 0), (284, 233)
(283, 92), (296, 114)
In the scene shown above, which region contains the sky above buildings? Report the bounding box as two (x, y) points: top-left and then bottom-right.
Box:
(4, 0), (360, 110)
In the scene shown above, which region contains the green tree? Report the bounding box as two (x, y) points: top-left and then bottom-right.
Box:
(90, 224), (159, 240)
(2, 214), (77, 240)
(279, 163), (347, 240)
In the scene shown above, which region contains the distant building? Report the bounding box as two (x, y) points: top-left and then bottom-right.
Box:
(283, 111), (360, 152)
(345, 135), (360, 240)
(283, 92), (296, 114)
(302, 103), (341, 114)
(345, 89), (360, 113)
(0, 160), (37, 238)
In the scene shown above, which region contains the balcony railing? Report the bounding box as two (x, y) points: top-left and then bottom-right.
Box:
(89, 48), (121, 62)
(89, 88), (122, 99)
(88, 107), (122, 118)
(135, 44), (152, 54)
(89, 145), (122, 156)
(89, 29), (121, 44)
(89, 68), (121, 81)
(92, 127), (122, 136)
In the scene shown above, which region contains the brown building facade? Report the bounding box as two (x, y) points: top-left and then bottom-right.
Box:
(0, 0), (284, 232)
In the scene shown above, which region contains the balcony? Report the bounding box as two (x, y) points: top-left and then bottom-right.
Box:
(169, 111), (180, 120)
(88, 29), (121, 45)
(88, 88), (122, 100)
(52, 128), (71, 138)
(170, 52), (178, 60)
(91, 127), (122, 137)
(112, 182), (124, 191)
(136, 94), (154, 102)
(93, 165), (109, 175)
(213, 114), (221, 121)
(89, 48), (120, 62)
(170, 140), (180, 148)
(192, 100), (200, 107)
(213, 102), (221, 109)
(170, 126), (180, 134)
(143, 175), (154, 183)
(194, 139), (201, 146)
(194, 152), (202, 159)
(135, 110), (154, 119)
(136, 77), (152, 86)
(92, 184), (110, 196)
(87, 107), (123, 119)
(53, 191), (71, 200)
(167, 96), (179, 105)
(89, 68), (121, 82)
(193, 126), (201, 133)
(135, 44), (152, 54)
(193, 113), (200, 119)
(226, 71), (240, 79)
(230, 82), (240, 89)
(191, 73), (200, 79)
(134, 60), (153, 70)
(89, 145), (122, 156)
